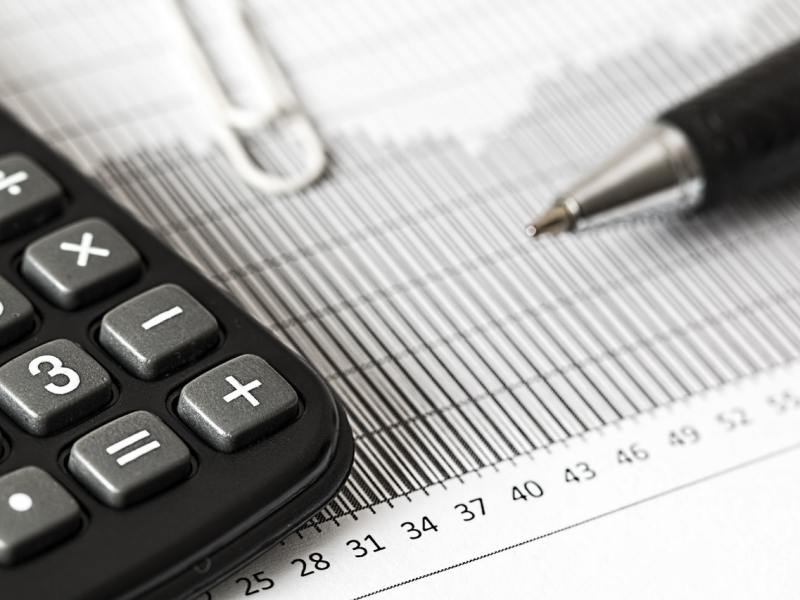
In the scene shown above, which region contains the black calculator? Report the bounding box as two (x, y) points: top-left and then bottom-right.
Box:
(0, 108), (354, 599)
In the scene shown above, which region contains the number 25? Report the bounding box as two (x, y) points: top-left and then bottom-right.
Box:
(29, 355), (81, 395)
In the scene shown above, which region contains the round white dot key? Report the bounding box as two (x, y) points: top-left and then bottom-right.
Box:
(0, 466), (81, 566)
(8, 492), (33, 512)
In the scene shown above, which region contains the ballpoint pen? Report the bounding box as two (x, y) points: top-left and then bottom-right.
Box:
(526, 40), (800, 237)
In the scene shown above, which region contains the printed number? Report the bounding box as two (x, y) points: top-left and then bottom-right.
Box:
(668, 426), (700, 446)
(616, 443), (649, 464)
(401, 516), (439, 539)
(716, 408), (751, 431)
(235, 571), (274, 595)
(766, 391), (800, 413)
(290, 553), (330, 577)
(454, 497), (486, 521)
(564, 461), (596, 483)
(511, 480), (544, 502)
(28, 355), (81, 395)
(346, 534), (386, 558)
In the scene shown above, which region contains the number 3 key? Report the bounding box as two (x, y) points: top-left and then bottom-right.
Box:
(0, 339), (112, 435)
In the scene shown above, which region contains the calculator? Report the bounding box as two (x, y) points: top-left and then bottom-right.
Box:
(0, 108), (354, 599)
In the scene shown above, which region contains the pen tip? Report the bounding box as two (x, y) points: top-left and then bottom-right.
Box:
(525, 204), (574, 239)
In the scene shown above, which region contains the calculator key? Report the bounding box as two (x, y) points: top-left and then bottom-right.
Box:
(0, 154), (61, 241)
(0, 466), (81, 566)
(0, 339), (112, 435)
(68, 411), (191, 508)
(21, 217), (141, 310)
(99, 284), (219, 380)
(0, 276), (35, 347)
(178, 354), (299, 452)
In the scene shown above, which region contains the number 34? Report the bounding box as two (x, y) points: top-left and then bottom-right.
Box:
(29, 355), (81, 395)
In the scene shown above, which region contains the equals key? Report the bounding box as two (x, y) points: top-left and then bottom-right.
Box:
(68, 411), (191, 508)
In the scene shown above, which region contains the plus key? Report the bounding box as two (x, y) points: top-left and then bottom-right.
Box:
(178, 355), (299, 452)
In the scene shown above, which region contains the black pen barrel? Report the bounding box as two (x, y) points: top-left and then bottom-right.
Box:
(660, 40), (800, 205)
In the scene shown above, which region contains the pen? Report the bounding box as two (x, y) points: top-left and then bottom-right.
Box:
(526, 40), (800, 237)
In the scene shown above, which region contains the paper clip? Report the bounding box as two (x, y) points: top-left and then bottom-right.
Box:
(170, 0), (327, 195)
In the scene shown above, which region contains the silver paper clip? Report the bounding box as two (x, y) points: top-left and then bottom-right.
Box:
(170, 0), (327, 194)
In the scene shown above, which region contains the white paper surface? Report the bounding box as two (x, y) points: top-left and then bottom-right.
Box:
(2, 1), (800, 598)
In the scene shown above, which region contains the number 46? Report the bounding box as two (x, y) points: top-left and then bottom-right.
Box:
(616, 443), (649, 464)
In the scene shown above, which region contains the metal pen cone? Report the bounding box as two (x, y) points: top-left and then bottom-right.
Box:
(523, 124), (703, 237)
(525, 204), (574, 238)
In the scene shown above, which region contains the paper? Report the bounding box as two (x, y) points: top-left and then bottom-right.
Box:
(3, 0), (800, 597)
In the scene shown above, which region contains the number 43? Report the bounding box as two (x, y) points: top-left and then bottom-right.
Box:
(564, 461), (596, 483)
